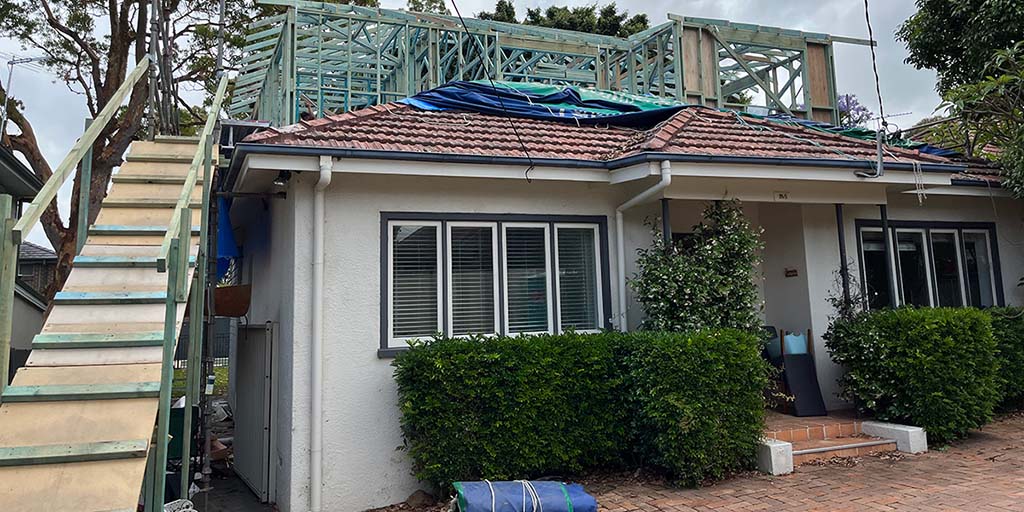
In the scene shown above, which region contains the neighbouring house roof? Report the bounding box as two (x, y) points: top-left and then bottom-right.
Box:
(19, 241), (56, 261)
(242, 103), (956, 172)
(14, 279), (46, 311)
(0, 146), (42, 200)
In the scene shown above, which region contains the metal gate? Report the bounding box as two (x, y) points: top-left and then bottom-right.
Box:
(233, 322), (275, 502)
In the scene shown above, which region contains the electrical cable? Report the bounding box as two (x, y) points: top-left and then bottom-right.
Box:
(449, 0), (537, 182)
(863, 0), (886, 132)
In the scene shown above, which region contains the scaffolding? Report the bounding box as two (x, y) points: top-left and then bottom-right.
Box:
(230, 0), (873, 127)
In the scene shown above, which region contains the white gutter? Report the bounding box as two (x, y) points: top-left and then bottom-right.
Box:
(311, 155), (332, 512)
(615, 160), (671, 330)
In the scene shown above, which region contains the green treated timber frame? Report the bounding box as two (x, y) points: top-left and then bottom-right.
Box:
(53, 291), (168, 305)
(0, 439), (149, 467)
(232, 1), (870, 126)
(73, 255), (197, 268)
(2, 382), (161, 402)
(10, 57), (150, 244)
(32, 331), (166, 350)
(157, 74), (229, 275)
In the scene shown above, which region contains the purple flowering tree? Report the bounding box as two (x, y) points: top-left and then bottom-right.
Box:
(838, 94), (874, 127)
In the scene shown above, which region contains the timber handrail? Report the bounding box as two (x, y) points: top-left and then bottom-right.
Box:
(156, 73), (229, 273)
(10, 56), (151, 244)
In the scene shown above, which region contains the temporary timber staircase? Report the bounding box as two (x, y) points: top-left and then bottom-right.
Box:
(0, 58), (228, 511)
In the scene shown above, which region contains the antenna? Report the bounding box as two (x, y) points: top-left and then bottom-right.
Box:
(1, 55), (48, 136)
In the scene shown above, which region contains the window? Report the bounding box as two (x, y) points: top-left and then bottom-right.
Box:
(894, 229), (932, 307)
(930, 230), (964, 307)
(388, 222), (442, 345)
(447, 223), (499, 336)
(383, 215), (608, 350)
(503, 224), (553, 335)
(555, 224), (602, 332)
(963, 230), (997, 307)
(857, 221), (1001, 309)
(859, 228), (893, 310)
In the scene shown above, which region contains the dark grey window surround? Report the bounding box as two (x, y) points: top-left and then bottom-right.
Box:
(854, 219), (1005, 308)
(379, 212), (613, 358)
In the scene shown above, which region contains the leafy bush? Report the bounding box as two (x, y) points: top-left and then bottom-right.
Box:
(393, 330), (770, 488)
(825, 307), (1000, 444)
(989, 307), (1024, 410)
(631, 200), (764, 332)
(624, 329), (770, 485)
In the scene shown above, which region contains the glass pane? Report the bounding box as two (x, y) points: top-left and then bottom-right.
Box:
(896, 231), (931, 307)
(930, 232), (963, 307)
(505, 227), (549, 333)
(450, 226), (496, 335)
(392, 225), (438, 338)
(964, 231), (995, 307)
(860, 230), (892, 309)
(557, 227), (599, 331)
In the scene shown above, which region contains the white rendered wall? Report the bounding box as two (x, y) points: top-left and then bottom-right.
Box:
(240, 168), (1024, 510)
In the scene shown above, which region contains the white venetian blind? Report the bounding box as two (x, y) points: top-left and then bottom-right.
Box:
(450, 225), (496, 335)
(391, 224), (439, 339)
(505, 226), (550, 333)
(557, 226), (599, 330)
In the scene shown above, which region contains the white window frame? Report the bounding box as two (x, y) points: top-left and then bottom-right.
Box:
(446, 221), (500, 337)
(928, 229), (966, 307)
(501, 222), (554, 336)
(893, 228), (934, 307)
(962, 229), (999, 307)
(554, 223), (604, 333)
(387, 220), (443, 347)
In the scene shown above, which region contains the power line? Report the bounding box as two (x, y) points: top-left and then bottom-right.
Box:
(448, 0), (537, 182)
(863, 0), (886, 131)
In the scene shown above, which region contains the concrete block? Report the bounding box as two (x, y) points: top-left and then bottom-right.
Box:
(861, 421), (928, 454)
(757, 438), (793, 475)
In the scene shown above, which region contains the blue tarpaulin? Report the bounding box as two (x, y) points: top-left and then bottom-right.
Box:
(216, 196), (239, 280)
(403, 81), (689, 128)
(452, 481), (597, 512)
(404, 80), (962, 158)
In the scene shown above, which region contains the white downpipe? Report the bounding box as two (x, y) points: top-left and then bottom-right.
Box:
(311, 155), (332, 512)
(615, 160), (672, 330)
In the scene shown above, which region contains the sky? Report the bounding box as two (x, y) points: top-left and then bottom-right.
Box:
(2, 0), (939, 250)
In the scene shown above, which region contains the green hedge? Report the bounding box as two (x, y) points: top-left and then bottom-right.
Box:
(825, 308), (1000, 444)
(989, 307), (1024, 410)
(392, 330), (770, 488)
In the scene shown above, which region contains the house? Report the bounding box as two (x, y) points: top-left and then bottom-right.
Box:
(17, 241), (56, 296)
(220, 95), (1021, 511)
(0, 145), (46, 381)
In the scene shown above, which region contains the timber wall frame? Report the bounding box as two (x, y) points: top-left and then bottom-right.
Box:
(230, 0), (872, 127)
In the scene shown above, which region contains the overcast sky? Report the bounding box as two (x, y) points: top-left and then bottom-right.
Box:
(3, 0), (938, 249)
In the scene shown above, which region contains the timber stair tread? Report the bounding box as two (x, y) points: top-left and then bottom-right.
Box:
(102, 198), (202, 208)
(111, 174), (203, 184)
(31, 330), (165, 350)
(74, 255), (197, 268)
(88, 224), (200, 235)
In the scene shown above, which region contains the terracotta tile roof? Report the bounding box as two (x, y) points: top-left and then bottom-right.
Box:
(243, 103), (954, 168)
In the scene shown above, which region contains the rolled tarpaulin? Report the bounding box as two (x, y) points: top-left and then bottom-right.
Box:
(452, 481), (597, 512)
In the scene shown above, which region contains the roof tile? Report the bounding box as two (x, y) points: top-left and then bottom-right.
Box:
(243, 103), (952, 168)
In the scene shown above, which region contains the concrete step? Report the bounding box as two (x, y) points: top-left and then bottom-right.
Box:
(791, 436), (897, 465)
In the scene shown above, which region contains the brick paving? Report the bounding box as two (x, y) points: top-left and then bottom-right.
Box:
(592, 414), (1024, 512)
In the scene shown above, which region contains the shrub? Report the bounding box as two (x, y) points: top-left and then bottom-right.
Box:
(631, 200), (764, 332)
(825, 307), (1000, 444)
(624, 329), (770, 485)
(989, 307), (1024, 410)
(392, 330), (770, 488)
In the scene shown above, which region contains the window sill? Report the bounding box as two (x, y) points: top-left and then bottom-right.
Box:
(377, 347), (409, 359)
